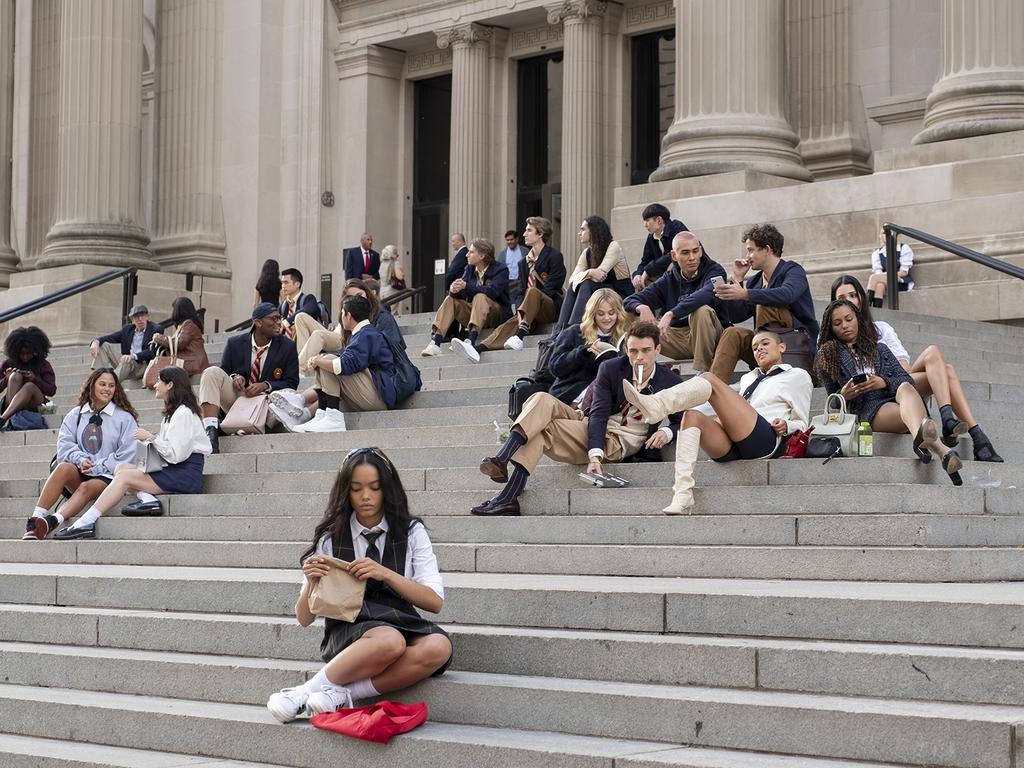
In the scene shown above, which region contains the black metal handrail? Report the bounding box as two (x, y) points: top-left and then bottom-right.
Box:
(0, 267), (138, 326)
(882, 223), (1024, 310)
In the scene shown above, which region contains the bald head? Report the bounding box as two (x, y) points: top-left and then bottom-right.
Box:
(671, 231), (703, 278)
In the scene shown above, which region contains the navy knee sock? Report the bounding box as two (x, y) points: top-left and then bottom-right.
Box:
(496, 430), (526, 464)
(492, 463), (528, 504)
(468, 330), (479, 346)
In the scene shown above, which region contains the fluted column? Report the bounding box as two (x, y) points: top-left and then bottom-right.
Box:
(437, 23), (491, 242)
(0, 0), (17, 284)
(786, 0), (871, 179)
(151, 0), (228, 276)
(915, 0), (1024, 144)
(651, 0), (811, 182)
(39, 0), (154, 269)
(549, 0), (606, 261)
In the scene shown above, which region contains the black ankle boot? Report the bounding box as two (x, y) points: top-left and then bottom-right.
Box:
(866, 289), (876, 305)
(969, 425), (1004, 463)
(871, 298), (884, 308)
(939, 404), (967, 447)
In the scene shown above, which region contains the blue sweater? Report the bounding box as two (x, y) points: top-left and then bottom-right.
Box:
(723, 259), (819, 350)
(337, 322), (398, 408)
(624, 255), (731, 329)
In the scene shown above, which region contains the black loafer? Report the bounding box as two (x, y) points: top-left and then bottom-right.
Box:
(206, 426), (220, 455)
(470, 498), (520, 516)
(121, 500), (164, 517)
(54, 523), (96, 540)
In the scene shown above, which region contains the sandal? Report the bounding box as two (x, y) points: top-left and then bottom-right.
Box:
(942, 448), (963, 486)
(913, 419), (938, 464)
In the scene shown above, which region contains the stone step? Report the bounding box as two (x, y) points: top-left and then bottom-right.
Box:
(5, 563), (1024, 648)
(0, 684), (926, 768)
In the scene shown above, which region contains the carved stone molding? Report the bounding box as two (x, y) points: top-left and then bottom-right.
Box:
(436, 22), (494, 50)
(510, 23), (564, 52)
(407, 47), (452, 74)
(547, 0), (607, 26)
(625, 0), (673, 29)
(334, 44), (405, 80)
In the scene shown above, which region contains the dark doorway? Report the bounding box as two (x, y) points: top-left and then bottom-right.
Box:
(631, 28), (675, 185)
(516, 52), (563, 247)
(413, 75), (452, 310)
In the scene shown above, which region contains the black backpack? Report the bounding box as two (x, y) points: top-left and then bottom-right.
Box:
(316, 300), (332, 327)
(382, 334), (422, 403)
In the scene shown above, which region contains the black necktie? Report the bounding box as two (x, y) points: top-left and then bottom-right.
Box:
(741, 367), (785, 401)
(361, 529), (384, 562)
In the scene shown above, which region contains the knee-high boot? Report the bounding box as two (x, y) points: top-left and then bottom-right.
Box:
(622, 375), (713, 424)
(664, 427), (702, 514)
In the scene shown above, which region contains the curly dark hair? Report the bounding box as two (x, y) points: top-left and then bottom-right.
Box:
(158, 366), (201, 421)
(741, 223), (784, 257)
(301, 447), (425, 564)
(584, 215), (613, 269)
(814, 298), (879, 385)
(4, 326), (51, 372)
(168, 296), (204, 332)
(255, 259), (281, 303)
(77, 368), (139, 421)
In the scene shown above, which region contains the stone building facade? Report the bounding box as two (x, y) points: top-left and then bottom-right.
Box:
(2, 0), (1023, 343)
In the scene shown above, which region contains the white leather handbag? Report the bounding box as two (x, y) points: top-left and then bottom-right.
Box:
(809, 393), (859, 456)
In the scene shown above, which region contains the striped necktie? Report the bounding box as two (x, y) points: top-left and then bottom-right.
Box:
(249, 345), (268, 385)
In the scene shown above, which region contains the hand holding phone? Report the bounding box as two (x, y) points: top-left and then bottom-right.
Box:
(852, 373), (868, 384)
(710, 276), (725, 289)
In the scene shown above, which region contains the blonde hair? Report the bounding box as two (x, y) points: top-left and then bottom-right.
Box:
(579, 288), (632, 344)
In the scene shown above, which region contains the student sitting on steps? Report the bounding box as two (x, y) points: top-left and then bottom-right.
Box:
(266, 447), (452, 722)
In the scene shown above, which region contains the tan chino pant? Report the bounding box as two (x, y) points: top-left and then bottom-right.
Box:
(509, 392), (626, 473)
(93, 343), (146, 382)
(480, 287), (558, 350)
(709, 305), (794, 381)
(658, 306), (724, 371)
(314, 359), (388, 411)
(431, 293), (503, 336)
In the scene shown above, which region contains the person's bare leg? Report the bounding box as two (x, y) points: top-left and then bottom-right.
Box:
(323, 626), (408, 685)
(369, 634), (453, 694)
(86, 468), (164, 517)
(36, 463), (82, 510)
(703, 373), (759, 443)
(1, 376), (45, 421)
(681, 409), (733, 459)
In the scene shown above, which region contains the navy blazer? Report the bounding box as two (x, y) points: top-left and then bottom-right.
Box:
(453, 261), (513, 321)
(548, 324), (613, 404)
(344, 247), (381, 280)
(624, 255), (731, 329)
(635, 219), (688, 280)
(516, 244), (566, 308)
(95, 321), (163, 363)
(724, 259), (820, 350)
(279, 292), (319, 324)
(444, 246), (469, 293)
(584, 355), (684, 454)
(337, 323), (397, 409)
(219, 332), (299, 392)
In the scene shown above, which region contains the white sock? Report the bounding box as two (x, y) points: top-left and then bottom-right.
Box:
(347, 678), (379, 701)
(32, 506), (47, 518)
(71, 506), (102, 529)
(300, 668), (335, 694)
(300, 407), (312, 421)
(53, 513), (64, 525)
(137, 492), (158, 504)
(202, 417), (219, 430)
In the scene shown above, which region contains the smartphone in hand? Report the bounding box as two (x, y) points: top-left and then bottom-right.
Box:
(852, 373), (868, 384)
(710, 276), (725, 289)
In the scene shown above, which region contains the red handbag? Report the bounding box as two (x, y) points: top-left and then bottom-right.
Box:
(778, 425), (814, 459)
(310, 700), (428, 744)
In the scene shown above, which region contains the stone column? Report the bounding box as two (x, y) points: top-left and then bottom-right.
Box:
(786, 0), (871, 179)
(0, 0), (17, 285)
(548, 0), (606, 261)
(915, 0), (1024, 144)
(651, 0), (811, 182)
(437, 23), (492, 243)
(39, 0), (154, 269)
(151, 0), (228, 276)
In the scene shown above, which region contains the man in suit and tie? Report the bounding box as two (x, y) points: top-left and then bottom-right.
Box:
(499, 229), (529, 305)
(444, 232), (469, 295)
(633, 203), (689, 290)
(344, 233), (381, 280)
(278, 268), (320, 340)
(198, 302), (300, 452)
(89, 304), (162, 383)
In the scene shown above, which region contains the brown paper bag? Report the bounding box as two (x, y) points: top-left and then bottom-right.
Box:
(307, 555), (366, 622)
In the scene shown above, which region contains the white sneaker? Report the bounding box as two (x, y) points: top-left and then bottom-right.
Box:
(299, 408), (347, 433)
(451, 338), (480, 363)
(503, 335), (525, 351)
(270, 402), (311, 433)
(306, 684), (354, 715)
(269, 389), (305, 419)
(421, 341), (442, 357)
(289, 410), (325, 434)
(267, 686), (310, 723)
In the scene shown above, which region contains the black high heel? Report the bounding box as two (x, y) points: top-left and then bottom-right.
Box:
(942, 448), (963, 486)
(939, 405), (968, 448)
(913, 419), (938, 464)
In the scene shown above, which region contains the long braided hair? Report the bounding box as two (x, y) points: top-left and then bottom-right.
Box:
(814, 299), (879, 384)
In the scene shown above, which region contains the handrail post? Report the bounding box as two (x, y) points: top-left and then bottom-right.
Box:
(883, 224), (899, 311)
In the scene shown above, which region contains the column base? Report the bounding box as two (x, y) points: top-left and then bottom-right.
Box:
(0, 245), (17, 288)
(152, 233), (231, 278)
(651, 117), (813, 183)
(914, 71), (1024, 145)
(799, 136), (874, 180)
(39, 221), (156, 270)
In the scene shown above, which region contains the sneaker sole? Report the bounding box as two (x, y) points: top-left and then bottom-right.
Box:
(268, 392), (304, 419)
(266, 702), (304, 723)
(451, 342), (480, 364)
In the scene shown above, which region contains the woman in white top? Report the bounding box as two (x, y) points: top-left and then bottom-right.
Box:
(831, 275), (1002, 462)
(553, 215), (632, 332)
(866, 228), (914, 307)
(266, 447), (451, 723)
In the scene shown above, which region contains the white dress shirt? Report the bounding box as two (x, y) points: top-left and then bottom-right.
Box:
(871, 243), (914, 277)
(733, 363), (813, 435)
(142, 404), (213, 465)
(874, 321), (910, 363)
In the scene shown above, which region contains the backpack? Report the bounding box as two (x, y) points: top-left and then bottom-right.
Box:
(381, 334), (422, 403)
(508, 377), (547, 420)
(527, 336), (556, 388)
(317, 300), (332, 327)
(5, 410), (48, 431)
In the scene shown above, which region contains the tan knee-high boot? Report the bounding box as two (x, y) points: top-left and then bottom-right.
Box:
(664, 426), (701, 514)
(622, 375), (713, 425)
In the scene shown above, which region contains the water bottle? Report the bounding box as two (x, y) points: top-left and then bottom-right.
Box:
(857, 421), (873, 457)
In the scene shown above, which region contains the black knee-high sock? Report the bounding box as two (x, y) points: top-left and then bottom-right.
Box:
(468, 330), (479, 346)
(492, 463), (529, 503)
(516, 322), (530, 339)
(496, 430), (526, 463)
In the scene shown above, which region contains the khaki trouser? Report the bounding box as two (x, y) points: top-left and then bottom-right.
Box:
(509, 392), (626, 473)
(314, 358), (388, 411)
(198, 367), (245, 414)
(297, 326), (343, 372)
(659, 306), (724, 371)
(709, 305), (793, 381)
(293, 312), (337, 361)
(93, 342), (146, 382)
(481, 287), (558, 350)
(431, 293), (503, 336)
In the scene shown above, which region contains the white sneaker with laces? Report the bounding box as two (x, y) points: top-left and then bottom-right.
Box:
(270, 402), (311, 433)
(269, 389), (306, 418)
(421, 341), (442, 357)
(307, 684), (355, 715)
(451, 338), (480, 363)
(289, 410), (325, 433)
(266, 686), (310, 723)
(503, 335), (525, 351)
(299, 408), (347, 433)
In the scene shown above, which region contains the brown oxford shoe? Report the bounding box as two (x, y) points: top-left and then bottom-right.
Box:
(470, 498), (520, 516)
(478, 456), (509, 483)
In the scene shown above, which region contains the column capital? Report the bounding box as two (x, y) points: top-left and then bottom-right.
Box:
(547, 0), (607, 26)
(436, 23), (493, 51)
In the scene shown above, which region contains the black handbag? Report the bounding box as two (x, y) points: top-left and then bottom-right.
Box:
(528, 336), (556, 387)
(508, 377), (547, 420)
(805, 435), (842, 462)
